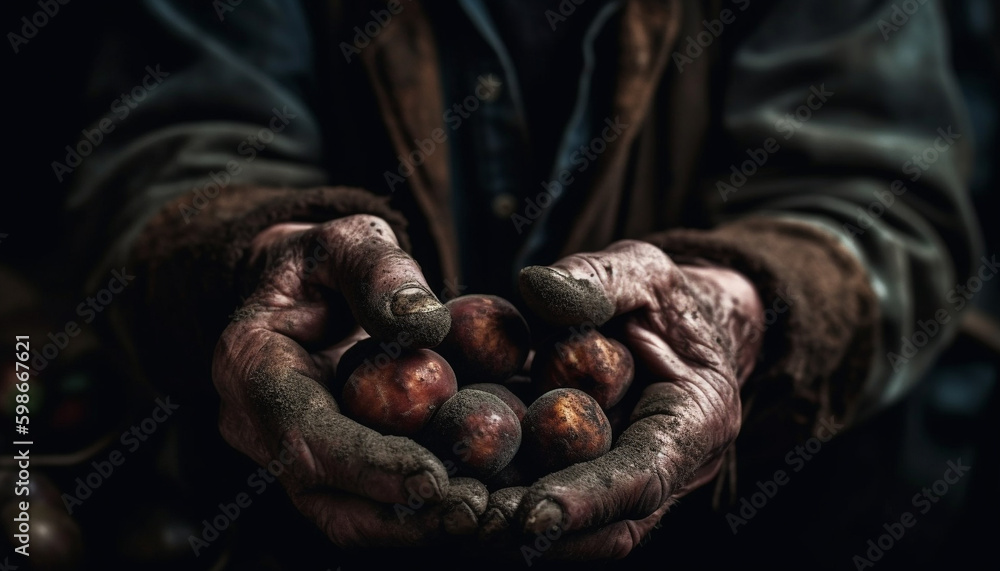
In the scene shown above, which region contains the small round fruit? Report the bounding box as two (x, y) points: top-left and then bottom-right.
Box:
(341, 349), (457, 436)
(425, 390), (521, 479)
(436, 295), (530, 384)
(461, 383), (527, 422)
(521, 388), (612, 473)
(532, 328), (634, 409)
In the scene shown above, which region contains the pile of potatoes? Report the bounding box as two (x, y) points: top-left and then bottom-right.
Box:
(334, 295), (634, 487)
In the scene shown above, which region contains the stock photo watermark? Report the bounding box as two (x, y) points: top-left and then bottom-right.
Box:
(30, 267), (135, 372)
(178, 106), (298, 223)
(850, 458), (969, 569)
(843, 126), (960, 238)
(718, 84), (833, 202)
(521, 523), (565, 567)
(877, 0), (932, 41)
(510, 115), (629, 234)
(51, 65), (170, 183)
(393, 441), (469, 523)
(339, 0), (413, 62)
(545, 0), (595, 30)
(672, 0), (751, 73)
(7, 0), (71, 54)
(188, 439), (300, 556)
(61, 396), (180, 514)
(726, 416), (843, 533)
(887, 253), (998, 372)
(384, 75), (502, 192)
(746, 285), (800, 345)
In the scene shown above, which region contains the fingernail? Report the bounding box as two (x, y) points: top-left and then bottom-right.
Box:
(442, 502), (478, 535)
(524, 499), (563, 535)
(404, 471), (442, 502)
(391, 286), (442, 316)
(478, 508), (509, 542)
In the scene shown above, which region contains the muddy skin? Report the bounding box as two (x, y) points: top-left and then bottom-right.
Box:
(519, 266), (616, 327)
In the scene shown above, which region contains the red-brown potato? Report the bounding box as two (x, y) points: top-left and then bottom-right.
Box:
(532, 327), (634, 409)
(340, 348), (457, 436)
(460, 383), (528, 422)
(521, 388), (612, 473)
(424, 389), (522, 479)
(436, 295), (530, 384)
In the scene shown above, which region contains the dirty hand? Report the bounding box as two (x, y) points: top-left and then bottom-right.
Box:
(482, 239), (765, 559)
(211, 214), (487, 547)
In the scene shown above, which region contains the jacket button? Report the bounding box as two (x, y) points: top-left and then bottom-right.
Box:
(491, 193), (517, 219)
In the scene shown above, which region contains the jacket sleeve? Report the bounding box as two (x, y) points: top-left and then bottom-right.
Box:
(646, 0), (981, 455)
(66, 0), (407, 394)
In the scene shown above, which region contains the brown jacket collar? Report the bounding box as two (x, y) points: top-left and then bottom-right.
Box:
(358, 0), (683, 285)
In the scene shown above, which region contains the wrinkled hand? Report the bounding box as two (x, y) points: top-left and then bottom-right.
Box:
(211, 214), (487, 548)
(481, 240), (764, 559)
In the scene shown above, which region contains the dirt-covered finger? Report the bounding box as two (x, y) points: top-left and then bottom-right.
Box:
(309, 215), (451, 347)
(518, 240), (676, 326)
(479, 486), (528, 544)
(213, 321), (450, 505)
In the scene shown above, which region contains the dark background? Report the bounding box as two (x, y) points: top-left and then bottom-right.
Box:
(1, 1), (998, 570)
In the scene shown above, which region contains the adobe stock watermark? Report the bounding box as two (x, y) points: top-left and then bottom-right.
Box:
(521, 523), (565, 567)
(544, 0), (591, 31)
(887, 253), (998, 372)
(718, 84), (833, 202)
(843, 126), (960, 237)
(726, 416), (843, 533)
(745, 285), (799, 345)
(212, 0), (245, 21)
(179, 106), (297, 223)
(339, 0), (412, 62)
(29, 267), (135, 372)
(61, 396), (180, 514)
(52, 65), (170, 182)
(393, 441), (469, 523)
(672, 0), (750, 73)
(7, 0), (71, 54)
(851, 458), (970, 569)
(189, 439), (300, 556)
(437, 278), (468, 303)
(349, 331), (418, 381)
(548, 321), (599, 362)
(877, 0), (931, 41)
(383, 75), (502, 192)
(510, 116), (629, 234)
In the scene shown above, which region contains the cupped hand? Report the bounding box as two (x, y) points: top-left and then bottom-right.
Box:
(211, 214), (487, 547)
(481, 239), (764, 559)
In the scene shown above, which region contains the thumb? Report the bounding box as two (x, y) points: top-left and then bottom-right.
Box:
(307, 215), (451, 347)
(518, 240), (675, 326)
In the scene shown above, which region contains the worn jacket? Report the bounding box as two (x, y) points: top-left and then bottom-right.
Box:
(68, 0), (980, 476)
